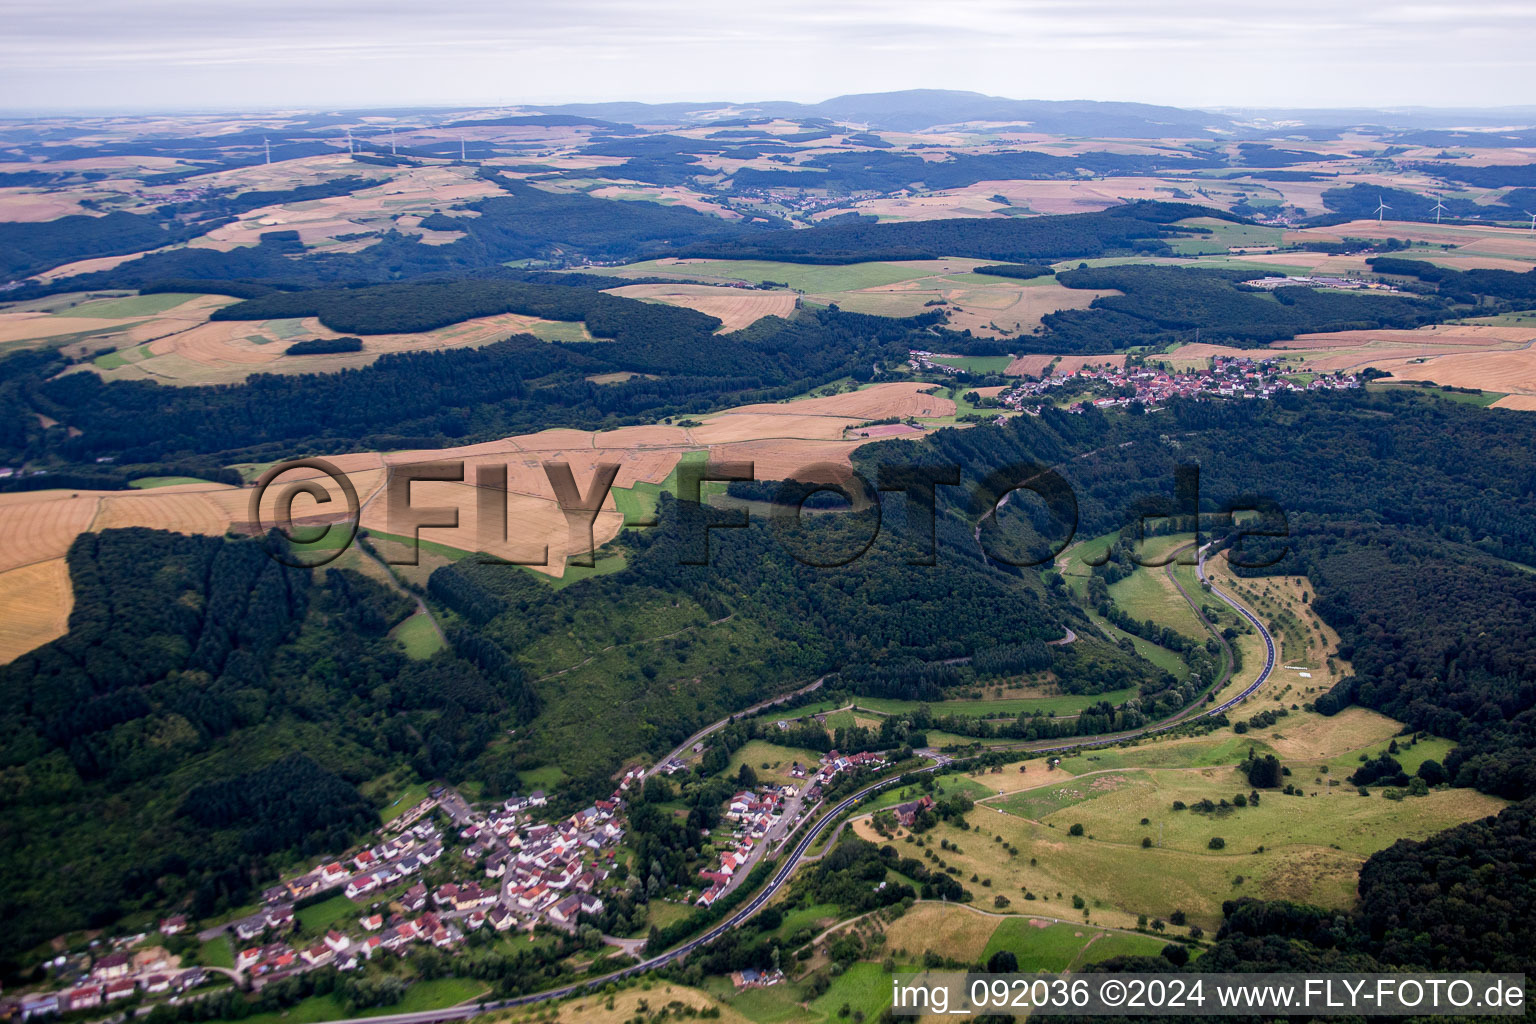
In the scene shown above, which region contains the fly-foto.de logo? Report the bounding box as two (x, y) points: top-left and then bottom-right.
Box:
(248, 457), (1288, 570)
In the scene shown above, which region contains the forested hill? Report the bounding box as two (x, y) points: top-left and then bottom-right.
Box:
(664, 201), (1239, 264)
(853, 390), (1536, 799)
(422, 489), (1166, 793)
(0, 505), (1142, 964)
(0, 528), (533, 966)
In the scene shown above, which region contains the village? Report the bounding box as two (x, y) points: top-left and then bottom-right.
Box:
(6, 744), (900, 1021)
(909, 351), (1361, 410)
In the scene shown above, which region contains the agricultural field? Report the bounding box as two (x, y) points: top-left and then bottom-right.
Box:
(1287, 220), (1536, 268)
(852, 689), (1141, 720)
(1106, 566), (1209, 642)
(77, 307), (592, 386)
(854, 743), (1503, 932)
(0, 291), (233, 356)
(183, 162), (499, 252)
(1165, 217), (1285, 255)
(604, 282), (797, 331)
(0, 559), (72, 664)
(585, 256), (1119, 339)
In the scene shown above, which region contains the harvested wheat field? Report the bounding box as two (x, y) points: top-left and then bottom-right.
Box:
(1491, 394), (1536, 410)
(0, 559), (73, 663)
(1055, 354), (1128, 375)
(728, 382), (953, 420)
(0, 491), (102, 574)
(35, 249), (167, 282)
(940, 282), (1117, 338)
(1289, 220), (1536, 266)
(0, 189), (98, 221)
(0, 293), (232, 351)
(88, 310), (587, 385)
(358, 478), (624, 569)
(1004, 354), (1055, 376)
(1265, 324), (1536, 380)
(1284, 324), (1536, 350)
(605, 283), (796, 331)
(709, 438), (871, 480)
(1379, 347), (1536, 395)
(587, 183), (744, 218)
(93, 488), (233, 536)
(1160, 343), (1274, 371)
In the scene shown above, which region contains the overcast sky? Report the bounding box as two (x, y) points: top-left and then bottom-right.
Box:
(2, 0), (1533, 114)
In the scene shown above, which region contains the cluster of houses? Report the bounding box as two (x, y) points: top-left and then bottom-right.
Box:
(475, 795), (618, 928)
(907, 350), (955, 374)
(255, 819), (444, 915)
(204, 791), (628, 985)
(998, 356), (1360, 411)
(696, 786), (789, 907)
(805, 749), (889, 800)
(14, 947), (207, 1021)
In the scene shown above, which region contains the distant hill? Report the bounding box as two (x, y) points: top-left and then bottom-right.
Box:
(528, 88), (1239, 137)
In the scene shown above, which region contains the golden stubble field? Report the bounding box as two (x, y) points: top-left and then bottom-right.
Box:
(1288, 220), (1536, 264)
(603, 283), (797, 331)
(0, 382), (951, 663)
(82, 310), (592, 385)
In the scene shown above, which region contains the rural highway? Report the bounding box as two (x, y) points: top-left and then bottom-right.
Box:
(313, 544), (1274, 1024)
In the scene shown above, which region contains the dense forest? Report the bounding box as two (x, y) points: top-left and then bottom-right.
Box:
(1023, 264), (1448, 353)
(1368, 256), (1536, 304)
(669, 202), (1239, 264)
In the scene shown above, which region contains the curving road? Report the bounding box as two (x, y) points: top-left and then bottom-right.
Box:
(313, 545), (1274, 1024)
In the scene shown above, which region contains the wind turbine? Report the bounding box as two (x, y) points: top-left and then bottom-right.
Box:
(460, 132), (466, 162)
(1430, 195), (1447, 224)
(263, 136), (270, 165)
(345, 127), (354, 155)
(389, 126), (397, 156)
(1374, 195), (1391, 223)
(1525, 210), (1536, 232)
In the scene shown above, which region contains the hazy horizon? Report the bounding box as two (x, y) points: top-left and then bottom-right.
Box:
(3, 0), (1533, 115)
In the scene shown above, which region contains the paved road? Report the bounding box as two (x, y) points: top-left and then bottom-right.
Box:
(658, 673), (828, 768)
(310, 546), (1274, 1024)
